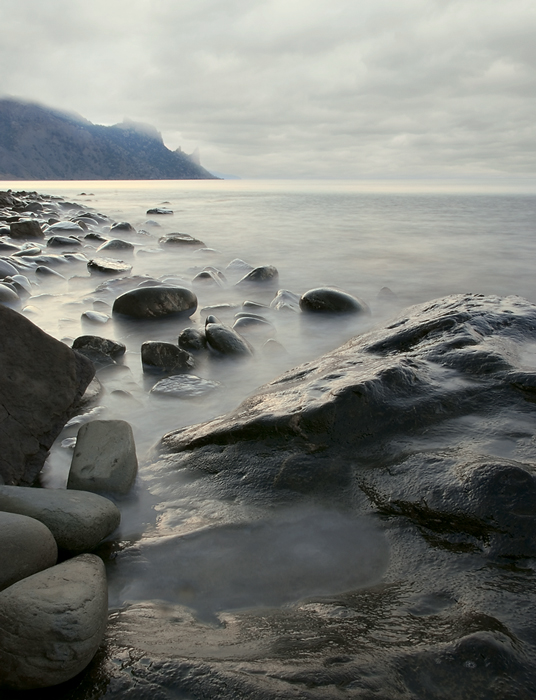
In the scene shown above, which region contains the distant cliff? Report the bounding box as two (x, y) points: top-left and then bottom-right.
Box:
(0, 99), (217, 180)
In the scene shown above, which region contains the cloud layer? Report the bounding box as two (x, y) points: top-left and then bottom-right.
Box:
(1, 0), (535, 177)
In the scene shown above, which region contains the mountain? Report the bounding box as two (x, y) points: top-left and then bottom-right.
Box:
(0, 98), (217, 180)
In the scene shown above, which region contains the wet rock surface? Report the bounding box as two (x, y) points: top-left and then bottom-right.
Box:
(0, 512), (57, 591)
(112, 286), (197, 319)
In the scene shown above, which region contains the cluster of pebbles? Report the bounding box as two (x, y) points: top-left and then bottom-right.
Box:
(0, 189), (374, 690)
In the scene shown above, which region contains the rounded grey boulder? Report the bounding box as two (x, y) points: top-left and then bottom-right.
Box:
(205, 320), (254, 357)
(113, 286), (197, 319)
(236, 265), (279, 287)
(68, 419), (138, 495)
(142, 340), (195, 373)
(0, 512), (57, 591)
(299, 287), (370, 314)
(0, 486), (120, 552)
(0, 554), (108, 690)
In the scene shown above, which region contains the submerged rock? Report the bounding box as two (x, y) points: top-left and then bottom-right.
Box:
(178, 327), (207, 352)
(150, 374), (221, 398)
(72, 335), (126, 366)
(0, 306), (94, 485)
(0, 554), (107, 690)
(113, 286), (197, 320)
(205, 319), (254, 357)
(236, 265), (279, 287)
(97, 238), (135, 253)
(68, 419), (138, 495)
(87, 257), (132, 275)
(159, 233), (205, 248)
(9, 219), (43, 240)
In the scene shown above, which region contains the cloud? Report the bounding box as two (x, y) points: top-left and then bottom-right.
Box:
(1, 0), (535, 177)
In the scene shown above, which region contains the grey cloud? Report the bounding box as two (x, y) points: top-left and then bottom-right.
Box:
(0, 0), (535, 177)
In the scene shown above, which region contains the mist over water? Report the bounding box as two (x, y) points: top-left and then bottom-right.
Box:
(10, 179), (536, 619)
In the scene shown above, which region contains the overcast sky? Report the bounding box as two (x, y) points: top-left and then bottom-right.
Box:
(1, 0), (535, 178)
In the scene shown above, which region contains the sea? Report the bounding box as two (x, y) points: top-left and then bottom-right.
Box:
(5, 177), (536, 618)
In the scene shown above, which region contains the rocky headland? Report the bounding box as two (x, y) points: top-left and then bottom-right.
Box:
(0, 188), (535, 698)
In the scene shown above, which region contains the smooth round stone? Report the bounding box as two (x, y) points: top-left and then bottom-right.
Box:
(0, 554), (107, 690)
(150, 374), (221, 398)
(0, 284), (19, 303)
(110, 221), (136, 233)
(226, 258), (253, 274)
(11, 274), (32, 294)
(0, 512), (57, 591)
(68, 420), (138, 495)
(0, 485), (121, 552)
(141, 341), (195, 373)
(87, 258), (132, 275)
(159, 233), (205, 248)
(236, 265), (279, 287)
(205, 321), (254, 357)
(178, 327), (207, 352)
(97, 239), (135, 253)
(81, 310), (111, 324)
(233, 316), (276, 338)
(192, 269), (225, 288)
(46, 221), (84, 234)
(46, 235), (82, 247)
(35, 266), (66, 279)
(0, 258), (18, 277)
(0, 241), (20, 253)
(270, 289), (301, 312)
(299, 287), (370, 315)
(113, 286), (197, 320)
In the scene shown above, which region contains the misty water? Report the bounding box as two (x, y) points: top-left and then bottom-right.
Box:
(10, 179), (536, 622)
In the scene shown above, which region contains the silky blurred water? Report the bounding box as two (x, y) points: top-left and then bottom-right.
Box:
(6, 179), (536, 616)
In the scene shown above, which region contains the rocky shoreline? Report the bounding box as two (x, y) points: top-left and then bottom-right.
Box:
(1, 189), (536, 697)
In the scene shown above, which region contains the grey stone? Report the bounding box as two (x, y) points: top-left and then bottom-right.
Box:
(9, 220), (44, 240)
(68, 419), (138, 495)
(235, 265), (279, 287)
(232, 315), (276, 338)
(0, 485), (120, 552)
(0, 283), (18, 304)
(150, 374), (221, 398)
(97, 238), (135, 253)
(0, 305), (94, 485)
(142, 340), (195, 373)
(159, 233), (205, 248)
(205, 319), (254, 357)
(178, 327), (207, 353)
(0, 258), (18, 277)
(299, 287), (370, 314)
(147, 207), (173, 215)
(0, 554), (107, 690)
(46, 235), (82, 247)
(87, 257), (132, 275)
(113, 286), (197, 320)
(46, 221), (84, 234)
(111, 221), (135, 233)
(270, 288), (301, 312)
(72, 335), (126, 366)
(0, 512), (57, 591)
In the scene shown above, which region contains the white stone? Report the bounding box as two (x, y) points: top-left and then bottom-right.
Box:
(0, 485), (120, 552)
(0, 512), (57, 591)
(0, 554), (107, 689)
(68, 419), (138, 495)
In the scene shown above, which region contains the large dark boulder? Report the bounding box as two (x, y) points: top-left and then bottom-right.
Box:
(0, 306), (94, 485)
(113, 286), (197, 319)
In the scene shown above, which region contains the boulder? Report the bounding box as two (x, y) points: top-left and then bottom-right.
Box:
(0, 258), (18, 277)
(270, 288), (301, 312)
(68, 419), (138, 495)
(299, 287), (370, 314)
(0, 305), (94, 485)
(159, 233), (205, 248)
(0, 485), (120, 552)
(205, 319), (254, 357)
(147, 207), (173, 215)
(46, 221), (84, 234)
(110, 221), (135, 233)
(0, 283), (19, 304)
(141, 341), (195, 373)
(113, 286), (197, 320)
(232, 315), (275, 338)
(178, 327), (207, 353)
(46, 235), (82, 247)
(97, 239), (135, 253)
(72, 335), (126, 366)
(0, 554), (107, 690)
(235, 265), (279, 287)
(0, 512), (57, 591)
(9, 220), (44, 240)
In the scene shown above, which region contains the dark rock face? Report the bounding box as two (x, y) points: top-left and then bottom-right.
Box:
(0, 306), (94, 485)
(72, 335), (126, 366)
(299, 287), (370, 314)
(113, 286), (197, 320)
(161, 294), (536, 543)
(9, 219), (43, 240)
(178, 327), (207, 352)
(141, 341), (194, 373)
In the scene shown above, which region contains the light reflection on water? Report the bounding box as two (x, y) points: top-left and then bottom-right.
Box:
(8, 179), (536, 614)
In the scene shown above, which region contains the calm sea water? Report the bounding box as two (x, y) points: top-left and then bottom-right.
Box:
(7, 178), (536, 614)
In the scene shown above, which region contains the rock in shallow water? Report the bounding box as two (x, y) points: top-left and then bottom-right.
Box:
(150, 374), (221, 398)
(113, 286), (197, 319)
(142, 340), (195, 373)
(299, 286), (370, 314)
(0, 554), (107, 690)
(68, 419), (138, 495)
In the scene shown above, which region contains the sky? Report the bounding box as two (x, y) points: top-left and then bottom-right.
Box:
(1, 0), (535, 179)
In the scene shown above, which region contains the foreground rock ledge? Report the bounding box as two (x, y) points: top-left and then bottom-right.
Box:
(0, 554), (107, 690)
